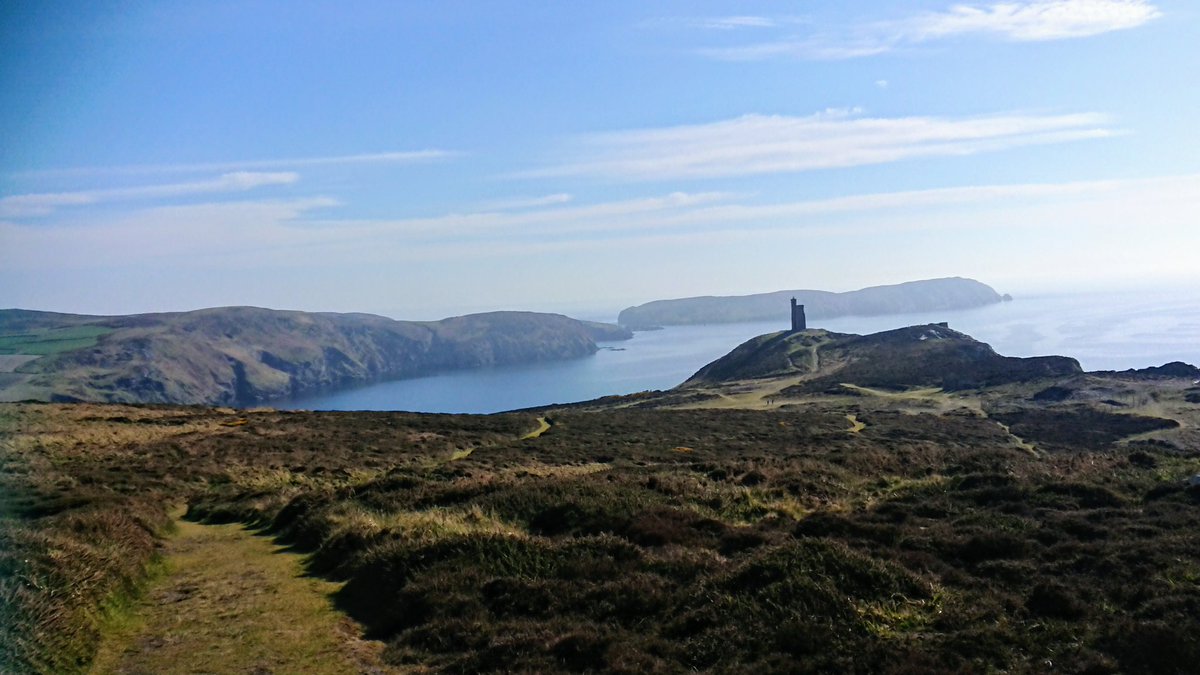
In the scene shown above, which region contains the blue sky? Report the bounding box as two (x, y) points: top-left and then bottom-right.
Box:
(2, 0), (1197, 319)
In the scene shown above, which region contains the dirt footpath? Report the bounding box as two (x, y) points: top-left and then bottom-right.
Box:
(90, 516), (396, 675)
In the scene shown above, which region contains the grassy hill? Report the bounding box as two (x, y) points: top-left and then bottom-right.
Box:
(686, 324), (1082, 391)
(0, 307), (631, 406)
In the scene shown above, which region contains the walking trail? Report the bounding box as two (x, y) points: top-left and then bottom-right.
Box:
(90, 512), (397, 674)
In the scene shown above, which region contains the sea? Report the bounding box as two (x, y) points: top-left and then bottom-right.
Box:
(276, 289), (1200, 414)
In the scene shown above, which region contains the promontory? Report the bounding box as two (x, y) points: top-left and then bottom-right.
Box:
(617, 277), (1003, 329)
(0, 307), (632, 406)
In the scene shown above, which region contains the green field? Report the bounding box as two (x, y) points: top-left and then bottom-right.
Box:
(0, 325), (112, 355)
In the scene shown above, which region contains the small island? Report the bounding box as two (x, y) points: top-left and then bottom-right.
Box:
(617, 277), (1005, 329)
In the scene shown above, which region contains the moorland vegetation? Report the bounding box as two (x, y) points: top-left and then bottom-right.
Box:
(2, 325), (1199, 673)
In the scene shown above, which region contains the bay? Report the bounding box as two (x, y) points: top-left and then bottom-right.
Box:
(277, 289), (1199, 413)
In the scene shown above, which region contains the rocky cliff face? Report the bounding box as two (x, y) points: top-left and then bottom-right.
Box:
(5, 307), (632, 406)
(618, 277), (1003, 329)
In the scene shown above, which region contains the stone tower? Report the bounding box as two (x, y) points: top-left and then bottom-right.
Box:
(790, 298), (806, 332)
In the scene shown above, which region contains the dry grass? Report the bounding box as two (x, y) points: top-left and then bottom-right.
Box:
(319, 501), (527, 547)
(5, 375), (1200, 673)
(1, 401), (532, 672)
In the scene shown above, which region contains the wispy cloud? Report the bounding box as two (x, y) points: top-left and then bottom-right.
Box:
(642, 15), (781, 31)
(287, 173), (1200, 278)
(0, 171), (299, 217)
(4, 175), (1197, 275)
(701, 39), (890, 62)
(17, 150), (455, 179)
(689, 16), (778, 30)
(691, 1), (1162, 61)
(283, 176), (1200, 251)
(0, 198), (337, 269)
(523, 109), (1115, 181)
(322, 192), (736, 241)
(478, 193), (574, 211)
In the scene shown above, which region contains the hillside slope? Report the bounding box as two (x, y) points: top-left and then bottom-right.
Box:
(0, 307), (631, 406)
(686, 324), (1082, 391)
(618, 277), (1002, 328)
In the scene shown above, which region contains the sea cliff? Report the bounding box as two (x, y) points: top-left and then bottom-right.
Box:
(0, 307), (631, 406)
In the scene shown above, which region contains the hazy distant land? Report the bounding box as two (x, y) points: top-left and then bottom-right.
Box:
(617, 277), (1005, 329)
(0, 278), (1007, 408)
(0, 307), (631, 406)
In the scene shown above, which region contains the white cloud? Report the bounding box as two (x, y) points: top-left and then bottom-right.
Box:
(0, 171), (298, 217)
(875, 79), (889, 89)
(17, 150), (455, 179)
(524, 110), (1114, 181)
(909, 0), (1163, 41)
(693, 1), (1161, 61)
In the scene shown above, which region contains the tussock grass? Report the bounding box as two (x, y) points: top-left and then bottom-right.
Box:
(319, 501), (526, 549)
(0, 500), (170, 673)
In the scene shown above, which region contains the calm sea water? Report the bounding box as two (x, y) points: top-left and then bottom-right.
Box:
(277, 290), (1200, 413)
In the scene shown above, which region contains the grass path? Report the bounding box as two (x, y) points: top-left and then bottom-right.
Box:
(89, 514), (396, 675)
(989, 419), (1040, 456)
(521, 416), (552, 439)
(451, 416), (554, 461)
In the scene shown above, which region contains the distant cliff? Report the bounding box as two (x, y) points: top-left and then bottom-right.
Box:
(618, 277), (1002, 329)
(0, 307), (632, 406)
(686, 324), (1082, 392)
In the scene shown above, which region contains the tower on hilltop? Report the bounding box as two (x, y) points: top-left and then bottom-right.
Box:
(790, 298), (806, 332)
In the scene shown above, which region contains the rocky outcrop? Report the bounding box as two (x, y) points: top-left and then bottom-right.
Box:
(686, 324), (1082, 392)
(1092, 362), (1200, 380)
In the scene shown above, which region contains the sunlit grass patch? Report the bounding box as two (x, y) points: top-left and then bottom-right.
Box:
(857, 589), (946, 639)
(502, 461), (611, 479)
(700, 485), (812, 523)
(321, 501), (527, 546)
(865, 473), (949, 502)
